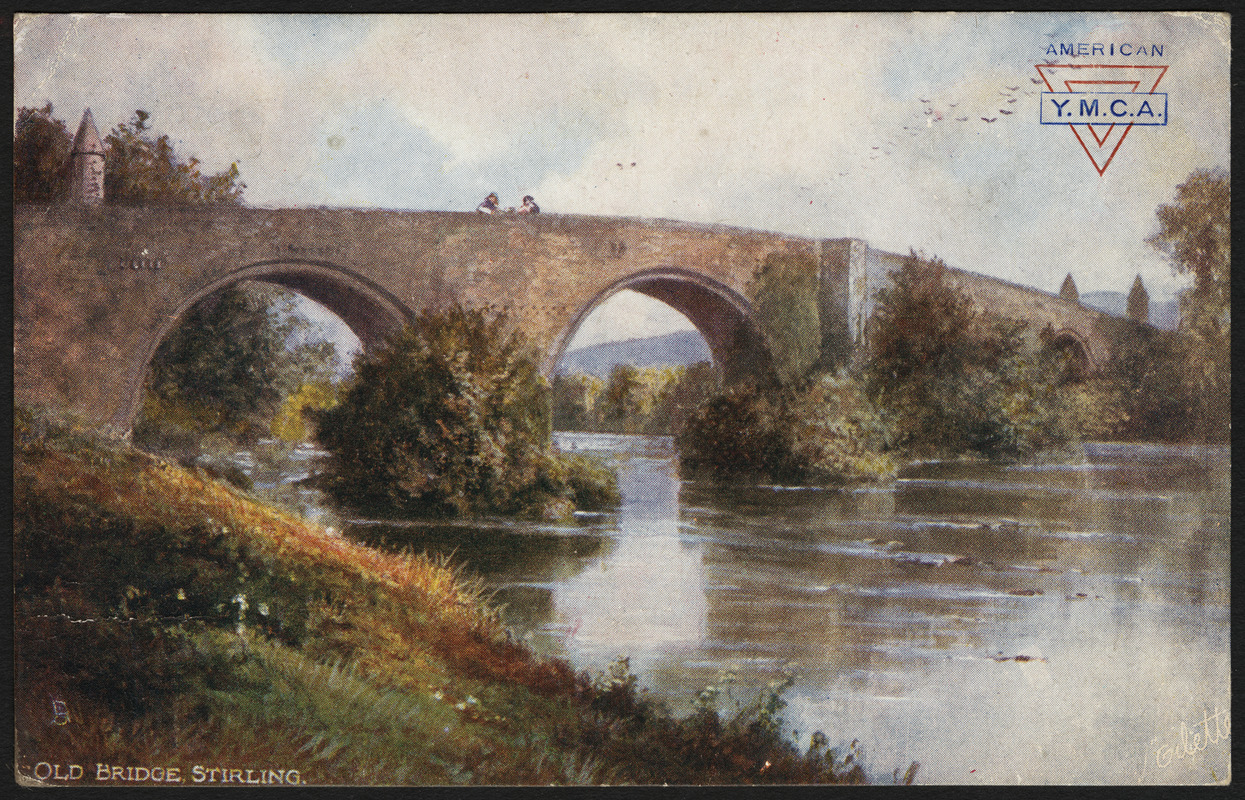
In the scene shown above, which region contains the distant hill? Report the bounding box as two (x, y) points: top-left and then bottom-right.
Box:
(1080, 290), (1180, 330)
(558, 293), (1183, 378)
(557, 330), (712, 376)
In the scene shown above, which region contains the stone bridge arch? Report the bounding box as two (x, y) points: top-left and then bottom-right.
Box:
(118, 259), (413, 430)
(1041, 326), (1096, 383)
(547, 267), (775, 385)
(16, 205), (1141, 433)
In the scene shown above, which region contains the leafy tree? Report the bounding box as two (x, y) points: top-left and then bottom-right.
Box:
(14, 104), (72, 202)
(137, 284), (341, 442)
(551, 372), (604, 432)
(1146, 168), (1230, 441)
(14, 106), (245, 205)
(860, 252), (1068, 458)
(677, 384), (797, 482)
(552, 363), (721, 435)
(314, 305), (617, 518)
(677, 372), (896, 485)
(787, 372), (897, 482)
(1148, 169), (1230, 321)
(752, 252), (822, 384)
(271, 381), (341, 442)
(649, 361), (721, 435)
(601, 364), (647, 432)
(104, 109), (245, 205)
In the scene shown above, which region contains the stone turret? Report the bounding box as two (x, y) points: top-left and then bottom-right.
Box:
(69, 109), (105, 205)
(1126, 274), (1149, 324)
(1059, 273), (1079, 302)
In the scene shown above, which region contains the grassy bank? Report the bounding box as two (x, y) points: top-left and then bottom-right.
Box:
(14, 408), (881, 786)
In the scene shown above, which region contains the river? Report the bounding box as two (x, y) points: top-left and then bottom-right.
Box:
(241, 432), (1230, 784)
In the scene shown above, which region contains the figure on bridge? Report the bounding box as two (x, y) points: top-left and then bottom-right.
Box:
(517, 195), (540, 215)
(476, 193), (500, 214)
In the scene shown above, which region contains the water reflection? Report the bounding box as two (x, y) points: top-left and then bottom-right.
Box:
(540, 435), (1228, 784)
(242, 434), (1228, 784)
(543, 444), (709, 675)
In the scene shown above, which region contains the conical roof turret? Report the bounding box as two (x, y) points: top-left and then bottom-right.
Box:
(1059, 273), (1079, 302)
(1126, 274), (1149, 324)
(72, 109), (105, 155)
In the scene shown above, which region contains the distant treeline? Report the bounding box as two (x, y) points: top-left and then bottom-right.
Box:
(551, 362), (721, 436)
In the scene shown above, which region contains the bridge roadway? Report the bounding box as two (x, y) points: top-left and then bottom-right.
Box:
(14, 204), (1129, 432)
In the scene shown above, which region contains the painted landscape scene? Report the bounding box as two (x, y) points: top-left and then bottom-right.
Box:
(13, 13), (1229, 786)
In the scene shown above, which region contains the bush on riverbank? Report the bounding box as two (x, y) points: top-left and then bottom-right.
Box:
(678, 252), (1075, 483)
(860, 253), (1071, 460)
(15, 407), (883, 785)
(313, 306), (618, 519)
(677, 373), (897, 484)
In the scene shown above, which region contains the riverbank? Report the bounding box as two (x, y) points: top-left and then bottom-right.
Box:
(14, 409), (875, 786)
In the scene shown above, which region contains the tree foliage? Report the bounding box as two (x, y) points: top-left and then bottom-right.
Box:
(677, 372), (896, 484)
(752, 252), (822, 384)
(860, 252), (1068, 458)
(13, 105), (245, 205)
(137, 284), (342, 443)
(14, 104), (72, 202)
(104, 110), (245, 205)
(551, 362), (721, 435)
(677, 384), (797, 482)
(1148, 168), (1230, 320)
(314, 305), (617, 518)
(1146, 168), (1230, 441)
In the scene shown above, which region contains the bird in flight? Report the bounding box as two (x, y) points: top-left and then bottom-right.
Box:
(1031, 77), (1044, 84)
(1007, 98), (1017, 103)
(956, 116), (968, 121)
(919, 98), (930, 103)
(982, 116), (997, 123)
(998, 109), (1013, 115)
(1006, 86), (1020, 91)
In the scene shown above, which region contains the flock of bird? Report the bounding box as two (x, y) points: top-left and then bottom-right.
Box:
(905, 76), (1046, 131)
(821, 75), (1054, 186)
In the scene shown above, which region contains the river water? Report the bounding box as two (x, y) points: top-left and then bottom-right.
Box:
(245, 433), (1230, 785)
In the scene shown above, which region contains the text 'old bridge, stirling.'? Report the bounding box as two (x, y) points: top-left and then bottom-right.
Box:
(15, 204), (1136, 433)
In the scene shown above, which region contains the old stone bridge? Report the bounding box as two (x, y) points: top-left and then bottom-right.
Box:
(15, 204), (1134, 433)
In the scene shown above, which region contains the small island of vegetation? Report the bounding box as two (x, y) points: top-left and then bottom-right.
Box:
(13, 102), (1225, 787)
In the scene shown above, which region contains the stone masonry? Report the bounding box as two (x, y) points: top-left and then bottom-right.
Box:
(14, 203), (1132, 432)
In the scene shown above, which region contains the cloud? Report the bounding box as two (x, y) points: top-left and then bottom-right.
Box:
(14, 12), (1228, 306)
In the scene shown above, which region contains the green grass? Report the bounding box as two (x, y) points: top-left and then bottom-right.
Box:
(14, 406), (886, 786)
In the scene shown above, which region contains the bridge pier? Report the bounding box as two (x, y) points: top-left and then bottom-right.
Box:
(16, 204), (1133, 433)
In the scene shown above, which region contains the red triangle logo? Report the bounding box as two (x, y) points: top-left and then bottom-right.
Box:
(1036, 64), (1168, 175)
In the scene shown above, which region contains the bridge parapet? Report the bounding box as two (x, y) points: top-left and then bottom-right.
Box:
(15, 203), (1140, 431)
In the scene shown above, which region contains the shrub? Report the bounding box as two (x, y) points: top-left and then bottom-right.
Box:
(561, 452), (621, 511)
(271, 380), (341, 442)
(861, 252), (1070, 459)
(677, 373), (895, 485)
(752, 252), (822, 384)
(677, 384), (797, 482)
(314, 305), (617, 518)
(788, 372), (898, 482)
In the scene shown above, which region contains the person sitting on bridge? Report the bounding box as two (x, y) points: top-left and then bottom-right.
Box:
(517, 195), (540, 215)
(476, 193), (500, 214)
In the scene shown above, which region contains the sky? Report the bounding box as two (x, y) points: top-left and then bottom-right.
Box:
(15, 13), (1230, 352)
